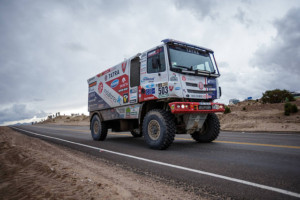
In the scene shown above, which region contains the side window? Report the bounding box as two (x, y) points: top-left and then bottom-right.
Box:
(147, 47), (166, 73)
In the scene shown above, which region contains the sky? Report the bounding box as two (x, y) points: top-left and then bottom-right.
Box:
(0, 0), (299, 125)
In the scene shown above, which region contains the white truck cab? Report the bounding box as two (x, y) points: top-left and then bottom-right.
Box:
(88, 39), (225, 150)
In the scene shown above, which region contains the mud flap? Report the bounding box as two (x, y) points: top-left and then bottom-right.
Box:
(183, 114), (207, 134)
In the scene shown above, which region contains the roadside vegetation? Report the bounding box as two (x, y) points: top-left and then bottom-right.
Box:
(261, 89), (295, 104)
(284, 102), (299, 116)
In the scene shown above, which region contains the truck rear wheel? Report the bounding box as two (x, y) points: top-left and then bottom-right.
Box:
(143, 109), (175, 150)
(91, 115), (108, 141)
(191, 113), (220, 143)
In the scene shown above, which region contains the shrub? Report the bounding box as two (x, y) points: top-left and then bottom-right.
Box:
(291, 104), (298, 113)
(224, 106), (231, 114)
(261, 89), (295, 104)
(242, 107), (246, 111)
(284, 103), (298, 115)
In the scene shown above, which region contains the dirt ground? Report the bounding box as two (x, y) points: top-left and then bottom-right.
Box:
(218, 98), (300, 132)
(0, 127), (206, 200)
(40, 115), (89, 126)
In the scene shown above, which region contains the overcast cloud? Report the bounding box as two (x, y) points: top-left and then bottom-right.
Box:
(0, 0), (299, 125)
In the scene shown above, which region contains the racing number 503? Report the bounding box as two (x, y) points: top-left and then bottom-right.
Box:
(158, 86), (168, 95)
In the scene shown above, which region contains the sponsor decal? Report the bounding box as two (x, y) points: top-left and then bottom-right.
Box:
(98, 82), (103, 94)
(111, 79), (119, 88)
(122, 62), (127, 73)
(182, 76), (186, 81)
(117, 96), (122, 104)
(142, 77), (155, 82)
(158, 83), (168, 98)
(89, 81), (97, 87)
(130, 112), (137, 115)
(89, 87), (95, 92)
(130, 88), (137, 93)
(118, 87), (128, 93)
(117, 108), (125, 113)
(97, 68), (111, 77)
(106, 74), (129, 96)
(171, 104), (175, 110)
(190, 94), (206, 98)
(126, 107), (131, 116)
(144, 96), (156, 100)
(170, 76), (178, 81)
(108, 70), (119, 79)
(104, 89), (117, 103)
(148, 48), (162, 57)
(175, 87), (181, 90)
(208, 79), (216, 84)
(199, 102), (211, 105)
(199, 82), (204, 90)
(169, 86), (174, 91)
(145, 83), (155, 89)
(130, 99), (137, 103)
(105, 75), (108, 81)
(146, 88), (155, 95)
(88, 77), (95, 82)
(123, 93), (129, 103)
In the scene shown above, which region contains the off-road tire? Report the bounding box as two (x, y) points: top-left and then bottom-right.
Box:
(130, 129), (143, 137)
(143, 109), (175, 150)
(91, 115), (108, 141)
(191, 113), (220, 143)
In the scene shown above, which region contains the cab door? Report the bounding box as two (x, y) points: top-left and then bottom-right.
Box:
(140, 46), (169, 101)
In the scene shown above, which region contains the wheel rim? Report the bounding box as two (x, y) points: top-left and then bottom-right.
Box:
(93, 121), (99, 134)
(148, 120), (160, 140)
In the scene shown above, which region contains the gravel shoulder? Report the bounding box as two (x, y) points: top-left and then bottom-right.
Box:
(0, 127), (203, 200)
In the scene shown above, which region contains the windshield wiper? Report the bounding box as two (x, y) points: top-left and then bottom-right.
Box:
(173, 65), (193, 71)
(196, 69), (215, 74)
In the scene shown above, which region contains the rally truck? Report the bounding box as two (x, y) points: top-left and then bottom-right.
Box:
(87, 39), (225, 150)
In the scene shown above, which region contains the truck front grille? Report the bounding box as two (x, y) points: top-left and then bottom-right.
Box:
(186, 82), (198, 87)
(187, 89), (213, 94)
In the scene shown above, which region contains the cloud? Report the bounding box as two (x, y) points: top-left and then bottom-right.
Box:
(0, 104), (48, 125)
(173, 0), (218, 20)
(234, 7), (253, 27)
(250, 7), (300, 92)
(252, 7), (300, 74)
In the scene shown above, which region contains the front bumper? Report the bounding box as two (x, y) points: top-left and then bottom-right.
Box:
(169, 102), (225, 114)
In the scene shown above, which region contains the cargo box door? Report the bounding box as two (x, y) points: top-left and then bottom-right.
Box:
(129, 56), (140, 104)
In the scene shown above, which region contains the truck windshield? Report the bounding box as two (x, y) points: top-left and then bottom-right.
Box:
(168, 45), (216, 74)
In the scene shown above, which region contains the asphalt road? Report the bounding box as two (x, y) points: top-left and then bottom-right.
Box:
(11, 125), (300, 200)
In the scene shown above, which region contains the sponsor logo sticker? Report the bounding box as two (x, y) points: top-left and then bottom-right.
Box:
(98, 82), (103, 94)
(122, 62), (127, 73)
(146, 88), (155, 95)
(123, 93), (129, 103)
(199, 82), (204, 90)
(111, 79), (119, 88)
(182, 76), (186, 81)
(89, 81), (97, 87)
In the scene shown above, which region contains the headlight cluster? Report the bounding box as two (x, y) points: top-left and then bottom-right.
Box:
(212, 104), (224, 110)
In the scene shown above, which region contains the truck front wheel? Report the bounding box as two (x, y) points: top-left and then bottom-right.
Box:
(191, 113), (220, 143)
(143, 109), (175, 150)
(91, 115), (108, 141)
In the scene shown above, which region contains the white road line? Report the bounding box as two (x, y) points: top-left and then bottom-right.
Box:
(11, 126), (300, 198)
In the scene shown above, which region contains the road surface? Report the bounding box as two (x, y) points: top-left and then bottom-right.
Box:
(11, 125), (300, 199)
